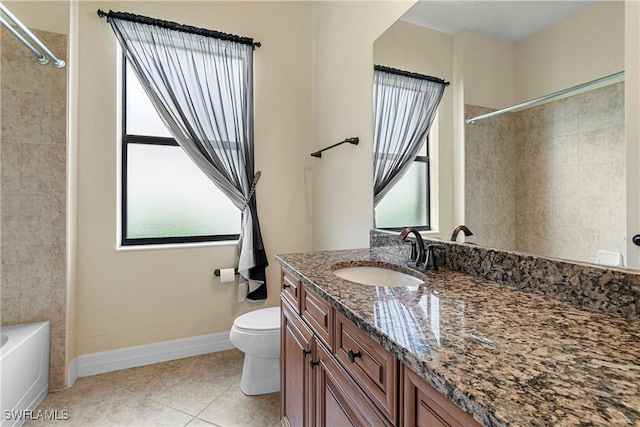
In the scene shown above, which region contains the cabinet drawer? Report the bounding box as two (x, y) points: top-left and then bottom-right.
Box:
(402, 366), (482, 427)
(334, 311), (398, 424)
(301, 284), (333, 349)
(281, 269), (301, 312)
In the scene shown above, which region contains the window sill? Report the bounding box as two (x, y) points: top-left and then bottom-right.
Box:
(116, 239), (239, 252)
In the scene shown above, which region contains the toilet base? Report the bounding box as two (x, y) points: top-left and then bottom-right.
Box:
(239, 354), (281, 395)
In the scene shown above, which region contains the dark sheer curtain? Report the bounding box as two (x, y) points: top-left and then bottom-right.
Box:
(107, 15), (268, 300)
(373, 66), (447, 209)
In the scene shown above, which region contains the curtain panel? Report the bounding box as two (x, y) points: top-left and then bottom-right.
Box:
(373, 67), (447, 209)
(107, 16), (268, 300)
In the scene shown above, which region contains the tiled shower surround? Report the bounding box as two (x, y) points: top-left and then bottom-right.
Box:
(465, 83), (626, 265)
(1, 27), (68, 390)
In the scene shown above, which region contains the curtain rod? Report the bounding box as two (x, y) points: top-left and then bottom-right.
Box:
(0, 3), (65, 68)
(375, 65), (450, 86)
(465, 71), (624, 125)
(97, 10), (261, 49)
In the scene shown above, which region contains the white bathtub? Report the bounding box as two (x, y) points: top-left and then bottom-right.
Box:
(0, 321), (50, 427)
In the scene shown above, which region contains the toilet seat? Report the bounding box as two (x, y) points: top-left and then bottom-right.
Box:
(233, 307), (280, 333)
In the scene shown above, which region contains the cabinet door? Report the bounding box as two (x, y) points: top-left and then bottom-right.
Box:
(282, 299), (314, 427)
(402, 366), (481, 427)
(314, 343), (392, 427)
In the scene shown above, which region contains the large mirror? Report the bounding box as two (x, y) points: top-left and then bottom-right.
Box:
(374, 1), (630, 268)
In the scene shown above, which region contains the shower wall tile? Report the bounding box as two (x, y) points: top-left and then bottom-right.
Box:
(550, 97), (579, 136)
(466, 82), (625, 267)
(1, 246), (21, 298)
(19, 245), (52, 296)
(552, 165), (579, 199)
(1, 27), (67, 390)
(1, 142), (20, 192)
(552, 134), (578, 167)
(21, 143), (53, 193)
(19, 294), (51, 323)
(1, 297), (20, 325)
(465, 105), (517, 251)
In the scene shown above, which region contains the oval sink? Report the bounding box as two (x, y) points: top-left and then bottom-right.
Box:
(333, 266), (424, 287)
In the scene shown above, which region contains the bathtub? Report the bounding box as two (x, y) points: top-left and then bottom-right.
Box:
(0, 321), (50, 427)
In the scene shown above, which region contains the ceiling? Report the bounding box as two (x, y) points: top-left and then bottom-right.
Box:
(401, 0), (598, 43)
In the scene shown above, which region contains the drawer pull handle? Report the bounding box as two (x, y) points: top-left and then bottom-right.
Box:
(310, 359), (319, 369)
(302, 349), (311, 358)
(282, 282), (291, 289)
(347, 349), (361, 363)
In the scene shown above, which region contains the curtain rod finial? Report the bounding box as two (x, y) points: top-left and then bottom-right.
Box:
(97, 9), (108, 18)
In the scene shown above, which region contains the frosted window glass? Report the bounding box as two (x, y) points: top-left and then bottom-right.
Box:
(126, 63), (173, 138)
(375, 161), (428, 228)
(126, 144), (241, 238)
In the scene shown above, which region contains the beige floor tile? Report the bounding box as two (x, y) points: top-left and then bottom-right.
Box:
(142, 371), (236, 416)
(23, 350), (279, 427)
(25, 377), (135, 426)
(186, 418), (221, 426)
(198, 381), (280, 427)
(142, 351), (243, 416)
(99, 395), (194, 426)
(93, 358), (185, 394)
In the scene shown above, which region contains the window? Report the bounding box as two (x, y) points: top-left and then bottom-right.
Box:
(121, 58), (241, 245)
(375, 138), (430, 230)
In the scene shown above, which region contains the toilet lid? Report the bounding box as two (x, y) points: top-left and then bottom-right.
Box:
(234, 307), (281, 331)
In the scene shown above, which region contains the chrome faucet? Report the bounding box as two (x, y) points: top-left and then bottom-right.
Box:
(399, 227), (427, 267)
(451, 225), (473, 242)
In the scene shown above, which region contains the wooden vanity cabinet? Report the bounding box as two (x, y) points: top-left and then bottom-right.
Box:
(281, 268), (481, 427)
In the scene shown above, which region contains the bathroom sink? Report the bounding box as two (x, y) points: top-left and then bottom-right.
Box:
(333, 266), (424, 287)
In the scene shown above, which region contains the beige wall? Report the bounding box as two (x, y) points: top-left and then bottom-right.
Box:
(311, 1), (414, 251)
(460, 31), (515, 110)
(515, 1), (625, 103)
(2, 1), (70, 34)
(373, 20), (455, 239)
(74, 1), (312, 354)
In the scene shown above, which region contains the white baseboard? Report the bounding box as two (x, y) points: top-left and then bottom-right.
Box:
(76, 331), (234, 378)
(67, 357), (78, 388)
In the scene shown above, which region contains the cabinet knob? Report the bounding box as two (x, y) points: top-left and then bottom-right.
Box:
(633, 235), (640, 246)
(309, 359), (319, 369)
(347, 349), (361, 363)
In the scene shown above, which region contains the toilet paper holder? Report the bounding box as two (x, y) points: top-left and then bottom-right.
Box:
(214, 268), (238, 276)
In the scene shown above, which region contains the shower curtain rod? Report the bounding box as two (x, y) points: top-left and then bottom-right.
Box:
(0, 3), (65, 68)
(465, 71), (624, 125)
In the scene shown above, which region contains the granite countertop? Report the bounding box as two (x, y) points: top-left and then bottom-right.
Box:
(275, 247), (640, 427)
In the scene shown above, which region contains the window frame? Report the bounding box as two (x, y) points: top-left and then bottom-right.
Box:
(375, 138), (432, 232)
(121, 55), (241, 246)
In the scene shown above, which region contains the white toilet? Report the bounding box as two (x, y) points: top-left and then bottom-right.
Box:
(229, 306), (281, 395)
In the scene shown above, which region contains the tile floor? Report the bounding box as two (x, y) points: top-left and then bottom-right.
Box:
(25, 349), (280, 427)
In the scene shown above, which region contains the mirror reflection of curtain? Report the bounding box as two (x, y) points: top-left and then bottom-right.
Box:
(373, 66), (447, 214)
(106, 14), (268, 299)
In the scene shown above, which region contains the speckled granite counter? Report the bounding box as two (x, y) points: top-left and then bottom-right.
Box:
(276, 248), (640, 427)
